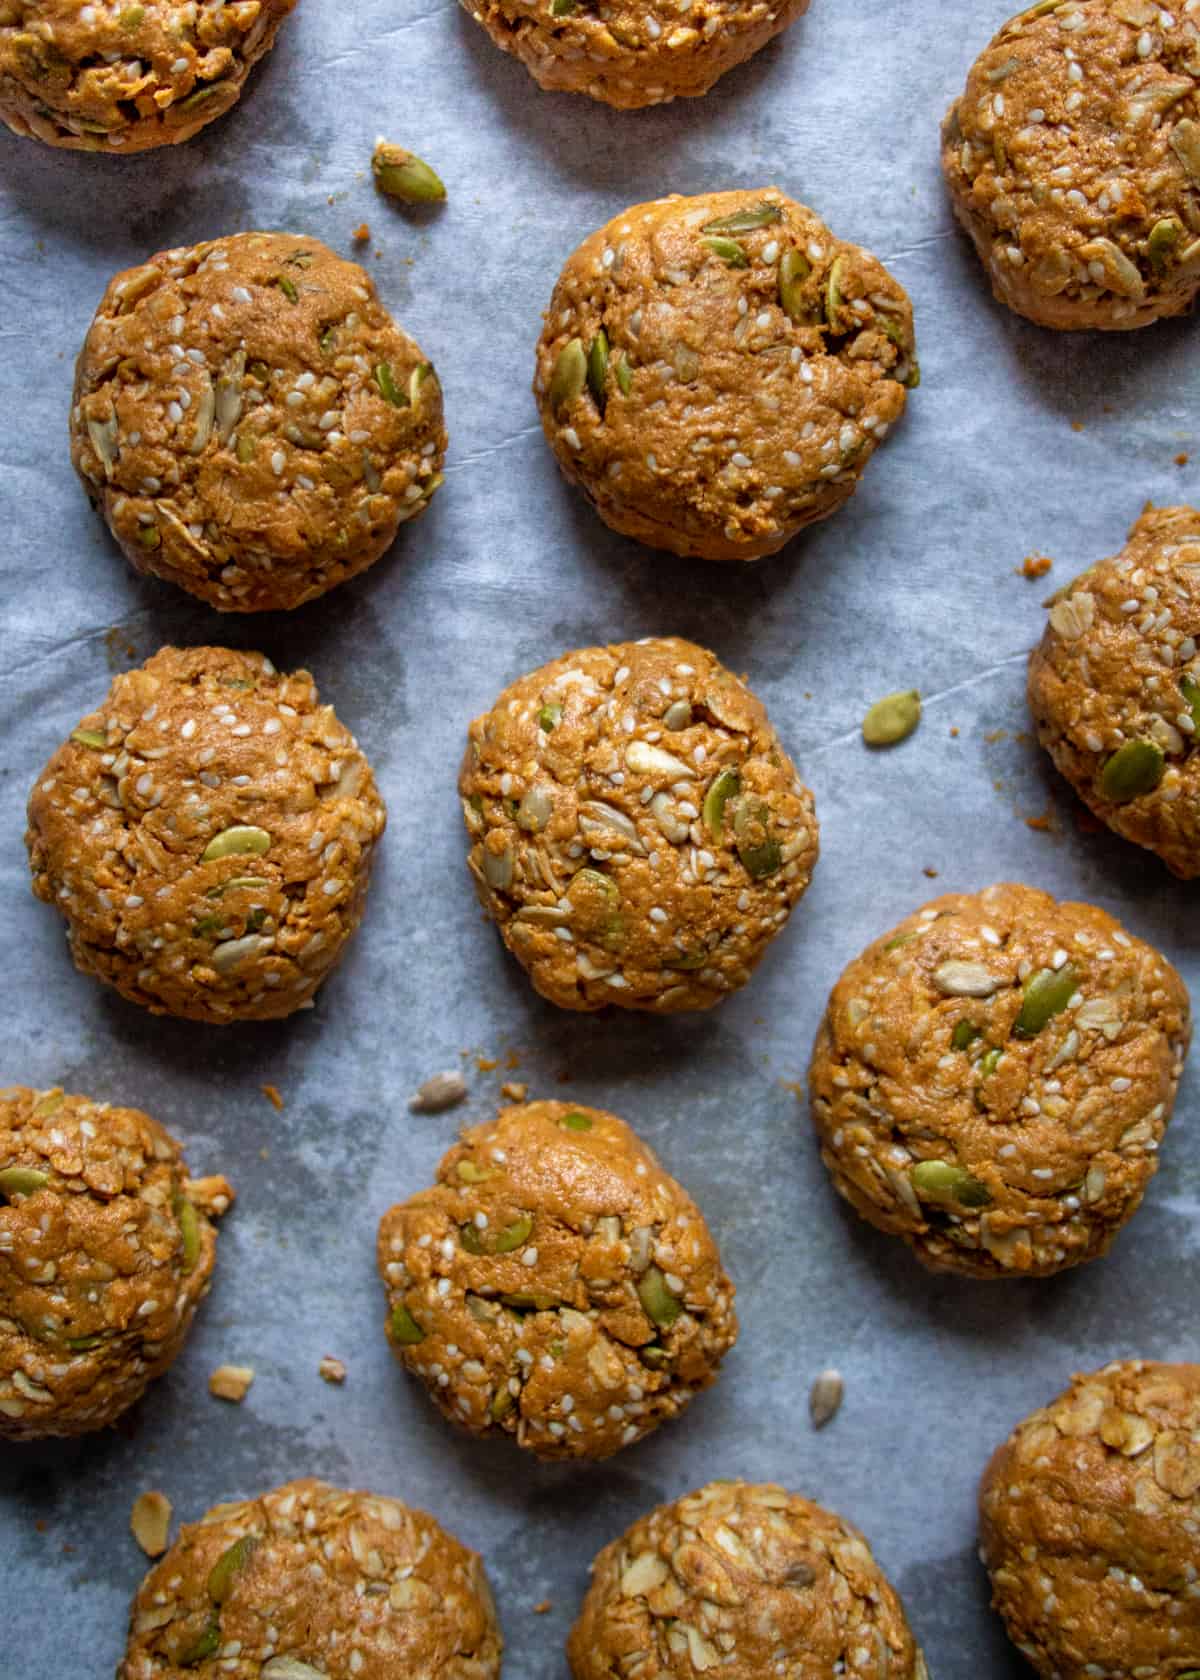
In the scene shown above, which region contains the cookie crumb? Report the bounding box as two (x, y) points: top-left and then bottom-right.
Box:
(261, 1083), (284, 1111)
(409, 1072), (469, 1114)
(130, 1491), (172, 1558)
(319, 1356), (347, 1386)
(533, 1600), (553, 1615)
(1019, 553), (1053, 580)
(209, 1365), (255, 1403)
(950, 726), (960, 738)
(1177, 453), (1190, 467)
(476, 1056), (499, 1073)
(1026, 808), (1055, 833)
(183, 1174), (235, 1218)
(923, 866), (939, 878)
(353, 222), (370, 242)
(500, 1081), (528, 1101)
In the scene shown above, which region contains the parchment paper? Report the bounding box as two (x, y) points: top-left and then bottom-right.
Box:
(1, 1), (1197, 1674)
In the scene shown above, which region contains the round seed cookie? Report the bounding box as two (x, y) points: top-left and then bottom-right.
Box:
(1028, 503), (1200, 877)
(0, 1084), (229, 1441)
(461, 0), (810, 109)
(809, 882), (1190, 1278)
(980, 1360), (1200, 1679)
(568, 1480), (929, 1679)
(459, 636), (819, 1012)
(0, 0), (297, 152)
(534, 189), (917, 561)
(942, 0), (1200, 331)
(377, 1100), (737, 1462)
(70, 231), (446, 612)
(26, 645), (386, 1024)
(117, 1477), (502, 1679)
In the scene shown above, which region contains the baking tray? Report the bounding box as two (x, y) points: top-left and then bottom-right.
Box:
(1, 0), (1197, 1674)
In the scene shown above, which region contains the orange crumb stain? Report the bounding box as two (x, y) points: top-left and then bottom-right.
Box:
(261, 1084), (284, 1111)
(1020, 554), (1053, 580)
(353, 223), (370, 242)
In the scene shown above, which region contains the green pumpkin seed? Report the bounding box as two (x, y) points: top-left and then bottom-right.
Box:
(587, 330), (609, 410)
(701, 202), (782, 234)
(637, 1266), (682, 1329)
(0, 1167), (50, 1198)
(490, 1384), (515, 1420)
(779, 248), (812, 320)
(495, 1216), (533, 1254)
(71, 728), (107, 749)
(1181, 674), (1200, 733)
(884, 930), (919, 952)
(731, 796), (782, 879)
(702, 768), (740, 836)
(374, 361), (410, 408)
(457, 1160), (493, 1184)
(701, 235), (749, 268)
(501, 1291), (557, 1312)
(205, 877), (270, 899)
(910, 1160), (992, 1209)
(410, 363), (434, 405)
(951, 1021), (980, 1052)
(537, 703), (562, 732)
(372, 143), (446, 205)
(180, 1618), (221, 1667)
(824, 254), (847, 327)
(65, 1333), (105, 1351)
(459, 1222), (485, 1255)
(275, 276), (299, 304)
(208, 1535), (257, 1604)
(121, 5), (145, 23)
(235, 431), (256, 464)
(1149, 217), (1183, 270)
(862, 690), (921, 747)
(1014, 964), (1078, 1038)
(879, 313), (921, 387)
(1099, 739), (1164, 803)
(560, 1111), (593, 1132)
(137, 524), (161, 550)
(640, 1345), (670, 1369)
(978, 1047), (1003, 1080)
(567, 868), (624, 952)
(614, 351), (632, 397)
(174, 1195), (200, 1274)
(550, 338), (586, 412)
(201, 827), (271, 864)
(551, 0), (577, 12)
(388, 1304), (426, 1346)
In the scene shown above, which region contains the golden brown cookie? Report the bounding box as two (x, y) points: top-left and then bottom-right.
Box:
(461, 0), (809, 109)
(0, 0), (297, 152)
(0, 1084), (229, 1440)
(117, 1478), (503, 1679)
(980, 1361), (1200, 1678)
(568, 1480), (929, 1679)
(459, 636), (819, 1012)
(26, 646), (386, 1024)
(71, 232), (446, 612)
(378, 1100), (737, 1462)
(1029, 504), (1200, 876)
(534, 189), (916, 561)
(810, 883), (1190, 1278)
(942, 0), (1200, 330)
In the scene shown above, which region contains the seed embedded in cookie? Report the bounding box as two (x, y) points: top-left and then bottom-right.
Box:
(460, 0), (810, 108)
(534, 190), (917, 562)
(1028, 503), (1200, 877)
(568, 1481), (929, 1679)
(70, 231), (446, 612)
(942, 0), (1200, 331)
(117, 1478), (503, 1679)
(25, 645), (387, 1024)
(0, 1085), (229, 1440)
(459, 636), (819, 1012)
(377, 1100), (737, 1461)
(0, 1), (298, 152)
(809, 882), (1190, 1278)
(980, 1360), (1200, 1678)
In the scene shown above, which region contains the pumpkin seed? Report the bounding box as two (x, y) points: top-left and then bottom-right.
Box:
(1148, 217), (1183, 270)
(550, 338), (587, 411)
(372, 143), (446, 204)
(884, 931), (919, 952)
(495, 1216), (533, 1254)
(551, 0), (577, 13)
(862, 690), (921, 746)
(910, 1160), (992, 1209)
(201, 826), (271, 863)
(374, 361), (409, 408)
(0, 1167), (50, 1198)
(731, 796), (781, 878)
(205, 877), (269, 898)
(1181, 673), (1200, 732)
(701, 202), (782, 234)
(459, 1222), (484, 1255)
(951, 1021), (980, 1052)
(587, 330), (609, 411)
(637, 1266), (681, 1329)
(978, 1047), (1003, 1080)
(490, 1384), (515, 1420)
(538, 702), (562, 732)
(1099, 738), (1165, 803)
(457, 1160), (493, 1185)
(388, 1304), (426, 1346)
(174, 1195), (200, 1273)
(702, 768), (740, 836)
(208, 1534), (257, 1604)
(560, 1111), (593, 1132)
(180, 1618), (221, 1667)
(779, 248), (812, 320)
(1014, 964), (1078, 1038)
(1170, 118), (1200, 186)
(701, 235), (749, 268)
(825, 254), (846, 325)
(501, 1291), (557, 1311)
(614, 351), (632, 396)
(71, 728), (107, 749)
(275, 276), (298, 304)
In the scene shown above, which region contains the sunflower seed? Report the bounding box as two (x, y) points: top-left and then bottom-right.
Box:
(809, 1368), (844, 1429)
